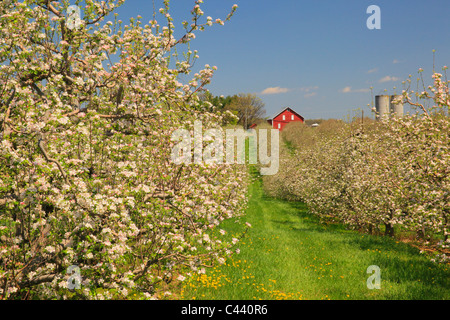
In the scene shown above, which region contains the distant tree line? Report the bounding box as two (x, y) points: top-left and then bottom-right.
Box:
(200, 92), (266, 129)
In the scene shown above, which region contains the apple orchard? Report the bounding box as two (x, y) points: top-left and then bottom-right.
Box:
(1, 0), (449, 300)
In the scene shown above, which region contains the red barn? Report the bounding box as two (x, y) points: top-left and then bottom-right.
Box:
(267, 107), (304, 131)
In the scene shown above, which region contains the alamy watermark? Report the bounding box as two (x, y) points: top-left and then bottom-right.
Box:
(366, 265), (381, 289)
(66, 5), (83, 30)
(67, 265), (82, 290)
(170, 121), (280, 175)
(366, 5), (381, 30)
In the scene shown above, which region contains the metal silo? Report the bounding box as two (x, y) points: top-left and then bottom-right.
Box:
(390, 95), (404, 117)
(375, 95), (390, 121)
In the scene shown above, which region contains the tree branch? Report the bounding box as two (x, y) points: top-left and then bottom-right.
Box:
(19, 274), (56, 288)
(1, 88), (16, 134)
(38, 137), (69, 184)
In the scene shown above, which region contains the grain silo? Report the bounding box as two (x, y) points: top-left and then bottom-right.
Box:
(389, 95), (404, 117)
(375, 95), (404, 120)
(375, 95), (390, 121)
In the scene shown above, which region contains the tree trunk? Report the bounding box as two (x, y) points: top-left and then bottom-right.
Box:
(385, 223), (395, 237)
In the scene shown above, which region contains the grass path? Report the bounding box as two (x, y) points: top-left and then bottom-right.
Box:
(180, 176), (449, 300)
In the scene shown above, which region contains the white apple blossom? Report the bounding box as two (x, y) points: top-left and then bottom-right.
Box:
(0, 0), (245, 300)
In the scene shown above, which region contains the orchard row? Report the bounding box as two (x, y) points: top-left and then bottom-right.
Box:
(264, 72), (449, 264)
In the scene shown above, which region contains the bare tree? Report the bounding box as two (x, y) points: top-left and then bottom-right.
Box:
(225, 93), (266, 129)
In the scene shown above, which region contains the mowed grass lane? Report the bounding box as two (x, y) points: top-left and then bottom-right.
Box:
(180, 178), (450, 300)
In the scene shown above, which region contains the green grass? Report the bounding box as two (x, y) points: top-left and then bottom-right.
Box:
(181, 173), (450, 300)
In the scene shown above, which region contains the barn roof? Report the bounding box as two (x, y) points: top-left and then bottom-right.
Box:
(268, 107), (304, 121)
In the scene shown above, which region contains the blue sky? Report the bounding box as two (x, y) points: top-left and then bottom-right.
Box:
(114, 0), (450, 120)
